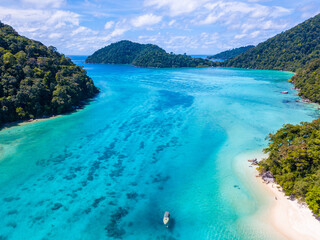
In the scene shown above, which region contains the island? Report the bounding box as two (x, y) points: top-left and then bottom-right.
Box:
(207, 45), (254, 60)
(0, 21), (99, 126)
(85, 40), (215, 68)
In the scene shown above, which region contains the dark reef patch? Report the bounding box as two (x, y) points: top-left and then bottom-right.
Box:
(152, 174), (170, 183)
(105, 207), (129, 239)
(126, 192), (138, 201)
(7, 210), (18, 215)
(3, 197), (20, 202)
(155, 90), (194, 111)
(92, 196), (106, 208)
(51, 203), (63, 211)
(36, 151), (72, 167)
(6, 222), (17, 228)
(98, 142), (119, 161)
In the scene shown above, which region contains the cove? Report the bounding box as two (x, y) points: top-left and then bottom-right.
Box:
(0, 56), (318, 240)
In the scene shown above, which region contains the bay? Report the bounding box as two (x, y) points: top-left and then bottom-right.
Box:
(0, 56), (318, 240)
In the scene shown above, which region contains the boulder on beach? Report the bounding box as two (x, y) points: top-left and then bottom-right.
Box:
(262, 171), (275, 182)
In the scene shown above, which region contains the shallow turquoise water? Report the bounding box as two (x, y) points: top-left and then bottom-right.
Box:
(0, 57), (319, 240)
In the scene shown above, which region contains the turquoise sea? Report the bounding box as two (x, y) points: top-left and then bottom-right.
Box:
(0, 56), (319, 240)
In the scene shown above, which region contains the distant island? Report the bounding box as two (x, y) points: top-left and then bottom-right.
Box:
(222, 13), (320, 219)
(207, 45), (254, 60)
(0, 21), (99, 125)
(86, 40), (215, 68)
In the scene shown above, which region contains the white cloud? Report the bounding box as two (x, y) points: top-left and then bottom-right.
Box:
(110, 28), (127, 37)
(168, 20), (176, 26)
(131, 13), (162, 27)
(49, 33), (62, 39)
(104, 20), (114, 30)
(145, 0), (209, 16)
(71, 26), (98, 36)
(21, 0), (65, 8)
(199, 1), (292, 25)
(0, 6), (107, 54)
(102, 27), (129, 41)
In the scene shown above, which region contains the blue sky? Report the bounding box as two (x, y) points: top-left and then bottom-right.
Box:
(0, 0), (319, 55)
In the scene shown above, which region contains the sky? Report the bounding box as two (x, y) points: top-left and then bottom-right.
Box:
(0, 0), (319, 55)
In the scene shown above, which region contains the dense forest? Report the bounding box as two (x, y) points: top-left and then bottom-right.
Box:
(222, 13), (320, 72)
(258, 119), (320, 218)
(290, 58), (320, 103)
(0, 21), (99, 125)
(207, 45), (254, 60)
(86, 40), (214, 68)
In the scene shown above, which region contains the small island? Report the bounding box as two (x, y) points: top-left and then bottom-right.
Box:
(85, 40), (215, 68)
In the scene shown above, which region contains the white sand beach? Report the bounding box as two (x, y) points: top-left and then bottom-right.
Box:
(262, 175), (320, 240)
(241, 151), (320, 240)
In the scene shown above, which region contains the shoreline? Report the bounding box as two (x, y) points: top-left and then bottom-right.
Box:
(242, 151), (320, 240)
(1, 115), (62, 131)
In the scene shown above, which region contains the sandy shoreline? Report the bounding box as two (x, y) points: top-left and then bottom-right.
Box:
(243, 152), (320, 240)
(1, 115), (62, 130)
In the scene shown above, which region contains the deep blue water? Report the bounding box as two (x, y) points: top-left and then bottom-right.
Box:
(0, 56), (318, 240)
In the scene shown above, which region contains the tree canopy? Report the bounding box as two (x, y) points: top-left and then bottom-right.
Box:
(86, 40), (215, 68)
(290, 58), (320, 103)
(0, 21), (99, 125)
(259, 119), (320, 218)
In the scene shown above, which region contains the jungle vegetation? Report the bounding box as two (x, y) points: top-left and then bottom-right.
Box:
(86, 40), (215, 68)
(0, 21), (99, 125)
(259, 119), (320, 218)
(290, 58), (320, 103)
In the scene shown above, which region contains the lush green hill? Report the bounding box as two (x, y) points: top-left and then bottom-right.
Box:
(258, 118), (320, 218)
(86, 40), (214, 68)
(0, 21), (99, 125)
(223, 13), (320, 72)
(290, 58), (320, 103)
(207, 45), (254, 60)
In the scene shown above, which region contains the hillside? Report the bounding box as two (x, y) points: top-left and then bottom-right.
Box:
(223, 13), (320, 72)
(86, 40), (214, 68)
(290, 58), (320, 103)
(207, 45), (254, 60)
(0, 21), (99, 125)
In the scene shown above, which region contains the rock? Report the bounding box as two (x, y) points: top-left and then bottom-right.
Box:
(248, 158), (258, 165)
(262, 171), (275, 182)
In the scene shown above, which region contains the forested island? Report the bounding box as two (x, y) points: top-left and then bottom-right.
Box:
(86, 40), (214, 68)
(0, 21), (99, 125)
(222, 13), (320, 218)
(207, 45), (254, 60)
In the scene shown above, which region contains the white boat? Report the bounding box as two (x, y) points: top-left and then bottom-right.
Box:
(163, 211), (170, 227)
